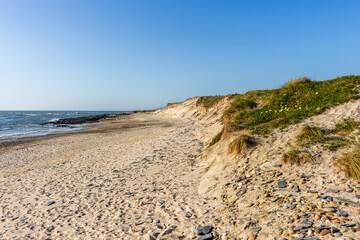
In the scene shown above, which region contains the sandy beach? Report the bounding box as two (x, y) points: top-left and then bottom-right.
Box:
(0, 114), (222, 239)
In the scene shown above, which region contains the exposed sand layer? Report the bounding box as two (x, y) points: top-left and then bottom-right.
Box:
(0, 114), (223, 240)
(156, 98), (360, 239)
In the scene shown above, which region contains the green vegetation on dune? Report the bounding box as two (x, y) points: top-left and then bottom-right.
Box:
(196, 96), (224, 108)
(281, 149), (315, 165)
(332, 118), (360, 135)
(229, 134), (256, 156)
(209, 129), (223, 146)
(297, 125), (349, 151)
(335, 148), (360, 180)
(224, 76), (360, 132)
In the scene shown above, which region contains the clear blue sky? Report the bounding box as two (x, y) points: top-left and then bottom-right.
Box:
(0, 1), (359, 111)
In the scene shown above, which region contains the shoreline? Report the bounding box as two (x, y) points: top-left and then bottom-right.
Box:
(0, 113), (225, 239)
(0, 113), (133, 152)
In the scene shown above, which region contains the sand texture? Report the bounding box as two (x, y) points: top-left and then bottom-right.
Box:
(0, 114), (223, 239)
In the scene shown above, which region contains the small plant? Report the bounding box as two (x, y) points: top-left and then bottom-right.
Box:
(230, 134), (256, 156)
(281, 149), (315, 165)
(209, 129), (223, 146)
(297, 124), (348, 151)
(251, 126), (271, 135)
(335, 148), (360, 179)
(297, 125), (325, 143)
(197, 96), (224, 108)
(332, 118), (360, 135)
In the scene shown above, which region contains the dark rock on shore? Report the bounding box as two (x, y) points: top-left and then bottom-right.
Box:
(41, 113), (131, 125)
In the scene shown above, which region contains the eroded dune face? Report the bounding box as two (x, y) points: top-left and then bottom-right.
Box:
(156, 97), (360, 239)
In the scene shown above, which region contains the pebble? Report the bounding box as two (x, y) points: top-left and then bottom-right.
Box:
(337, 209), (349, 217)
(320, 229), (330, 236)
(250, 227), (262, 233)
(202, 225), (214, 235)
(323, 207), (336, 212)
(198, 233), (213, 240)
(293, 184), (301, 192)
(278, 180), (287, 188)
(236, 188), (247, 197)
(186, 212), (193, 218)
(47, 201), (56, 206)
(289, 204), (297, 210)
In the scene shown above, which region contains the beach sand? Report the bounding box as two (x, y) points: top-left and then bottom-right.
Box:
(0, 114), (220, 239)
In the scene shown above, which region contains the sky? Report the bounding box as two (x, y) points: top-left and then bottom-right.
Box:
(0, 1), (359, 111)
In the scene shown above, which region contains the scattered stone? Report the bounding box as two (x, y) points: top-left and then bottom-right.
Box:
(293, 184), (300, 192)
(250, 227), (262, 233)
(301, 220), (313, 227)
(323, 207), (336, 212)
(185, 212), (192, 218)
(337, 209), (349, 217)
(46, 226), (55, 232)
(307, 190), (318, 193)
(320, 229), (330, 236)
(278, 180), (287, 188)
(236, 188), (247, 197)
(289, 204), (297, 210)
(198, 233), (213, 240)
(194, 226), (203, 235)
(202, 225), (214, 235)
(47, 201), (56, 206)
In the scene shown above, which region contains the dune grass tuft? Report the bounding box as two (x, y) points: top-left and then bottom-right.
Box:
(297, 125), (348, 151)
(332, 118), (360, 135)
(297, 124), (349, 151)
(281, 149), (315, 165)
(335, 149), (360, 179)
(209, 129), (223, 146)
(230, 134), (256, 156)
(197, 96), (224, 109)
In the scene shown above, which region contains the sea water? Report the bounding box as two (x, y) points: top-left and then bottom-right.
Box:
(0, 111), (123, 142)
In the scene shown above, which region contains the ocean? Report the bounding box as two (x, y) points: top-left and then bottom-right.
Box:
(0, 111), (123, 142)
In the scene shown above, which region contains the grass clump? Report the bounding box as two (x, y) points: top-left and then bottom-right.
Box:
(229, 134), (256, 156)
(209, 129), (223, 146)
(251, 126), (271, 136)
(281, 149), (315, 165)
(297, 125), (348, 151)
(332, 118), (360, 135)
(197, 96), (224, 108)
(225, 76), (360, 132)
(335, 148), (360, 179)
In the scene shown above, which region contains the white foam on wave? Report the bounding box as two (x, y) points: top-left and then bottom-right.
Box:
(48, 118), (59, 123)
